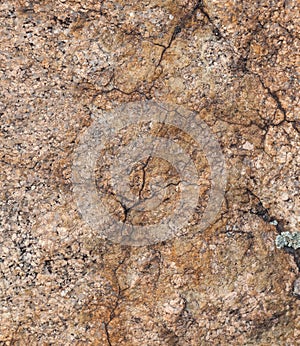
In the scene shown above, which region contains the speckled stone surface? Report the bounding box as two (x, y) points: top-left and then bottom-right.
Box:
(0, 0), (299, 345)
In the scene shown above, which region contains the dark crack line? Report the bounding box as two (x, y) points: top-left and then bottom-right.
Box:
(257, 75), (287, 118)
(253, 72), (300, 133)
(155, 25), (182, 68)
(104, 250), (130, 345)
(247, 188), (283, 231)
(139, 155), (152, 199)
(91, 85), (152, 102)
(247, 188), (300, 274)
(104, 323), (112, 346)
(155, 0), (205, 68)
(197, 0), (224, 40)
(231, 66), (300, 134)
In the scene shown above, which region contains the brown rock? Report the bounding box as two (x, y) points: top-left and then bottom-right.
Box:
(0, 0), (299, 345)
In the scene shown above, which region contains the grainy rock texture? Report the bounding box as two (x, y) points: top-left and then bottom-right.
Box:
(0, 0), (299, 345)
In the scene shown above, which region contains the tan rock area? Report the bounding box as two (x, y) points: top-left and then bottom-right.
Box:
(0, 0), (299, 345)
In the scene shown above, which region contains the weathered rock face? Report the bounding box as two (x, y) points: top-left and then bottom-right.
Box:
(0, 0), (299, 345)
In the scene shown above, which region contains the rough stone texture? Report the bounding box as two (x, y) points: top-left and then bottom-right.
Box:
(0, 0), (299, 345)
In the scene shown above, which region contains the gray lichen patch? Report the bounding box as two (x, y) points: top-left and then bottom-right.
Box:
(275, 231), (300, 250)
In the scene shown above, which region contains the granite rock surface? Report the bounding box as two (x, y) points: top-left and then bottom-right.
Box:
(0, 0), (299, 345)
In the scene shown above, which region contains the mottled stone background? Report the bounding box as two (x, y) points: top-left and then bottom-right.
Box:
(0, 0), (299, 345)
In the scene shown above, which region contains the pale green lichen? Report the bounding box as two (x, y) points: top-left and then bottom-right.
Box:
(275, 231), (300, 250)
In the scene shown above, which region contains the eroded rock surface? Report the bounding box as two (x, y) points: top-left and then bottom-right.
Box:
(0, 0), (299, 344)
